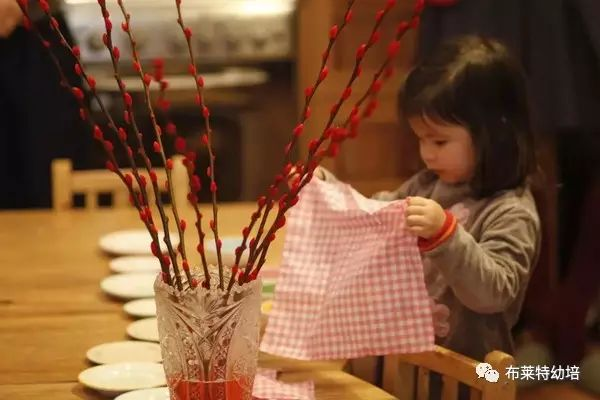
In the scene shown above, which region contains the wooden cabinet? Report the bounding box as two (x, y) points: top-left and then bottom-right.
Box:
(296, 0), (422, 195)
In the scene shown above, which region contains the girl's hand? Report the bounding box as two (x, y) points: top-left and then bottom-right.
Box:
(405, 196), (446, 239)
(313, 166), (326, 180)
(286, 166), (325, 189)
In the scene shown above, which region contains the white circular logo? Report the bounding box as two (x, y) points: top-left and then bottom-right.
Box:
(476, 362), (499, 383)
(476, 362), (492, 378)
(485, 369), (500, 383)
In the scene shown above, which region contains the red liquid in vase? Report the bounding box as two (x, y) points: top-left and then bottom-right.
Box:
(171, 378), (249, 400)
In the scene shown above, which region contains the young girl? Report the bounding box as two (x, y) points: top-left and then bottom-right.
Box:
(318, 35), (541, 365)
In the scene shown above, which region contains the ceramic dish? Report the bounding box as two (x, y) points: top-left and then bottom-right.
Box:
(114, 387), (169, 400)
(78, 362), (166, 396)
(99, 229), (178, 256)
(127, 318), (159, 342)
(109, 256), (162, 274)
(124, 298), (157, 318)
(100, 273), (157, 300)
(86, 341), (162, 364)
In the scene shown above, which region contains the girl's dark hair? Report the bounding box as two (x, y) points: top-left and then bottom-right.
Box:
(399, 35), (536, 198)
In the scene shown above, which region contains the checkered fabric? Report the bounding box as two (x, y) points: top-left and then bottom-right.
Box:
(260, 178), (434, 360)
(253, 369), (315, 400)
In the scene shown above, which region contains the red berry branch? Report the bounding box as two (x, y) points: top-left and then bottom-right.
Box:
(241, 0), (426, 281)
(225, 0), (359, 291)
(94, 0), (185, 291)
(342, 1), (424, 129)
(151, 59), (211, 290)
(246, 1), (358, 265)
(174, 0), (225, 289)
(113, 0), (195, 289)
(20, 0), (179, 287)
(23, 0), (426, 293)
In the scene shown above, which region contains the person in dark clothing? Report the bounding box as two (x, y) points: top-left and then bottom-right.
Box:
(0, 0), (89, 209)
(416, 0), (600, 391)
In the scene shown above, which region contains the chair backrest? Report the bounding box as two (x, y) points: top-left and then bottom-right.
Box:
(51, 156), (187, 211)
(383, 346), (516, 400)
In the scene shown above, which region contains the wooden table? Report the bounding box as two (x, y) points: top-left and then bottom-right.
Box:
(0, 204), (395, 400)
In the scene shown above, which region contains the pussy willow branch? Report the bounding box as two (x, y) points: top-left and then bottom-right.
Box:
(247, 0), (357, 265)
(184, 158), (212, 288)
(225, 0), (358, 291)
(116, 0), (194, 290)
(246, 0), (399, 268)
(96, 0), (183, 291)
(152, 61), (211, 288)
(302, 0), (399, 162)
(342, 22), (420, 129)
(27, 0), (174, 286)
(245, 0), (399, 273)
(247, 1), (426, 278)
(288, 0), (358, 160)
(174, 0), (224, 289)
(244, 0), (402, 277)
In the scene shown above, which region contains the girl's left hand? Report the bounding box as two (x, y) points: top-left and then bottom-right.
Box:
(405, 196), (446, 239)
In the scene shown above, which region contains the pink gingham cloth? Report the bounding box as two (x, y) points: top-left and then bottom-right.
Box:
(252, 369), (314, 400)
(260, 178), (434, 360)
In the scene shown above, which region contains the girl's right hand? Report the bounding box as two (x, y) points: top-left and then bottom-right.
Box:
(313, 166), (326, 180)
(286, 166), (326, 189)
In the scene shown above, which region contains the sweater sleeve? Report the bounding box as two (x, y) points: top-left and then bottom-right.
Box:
(425, 203), (539, 314)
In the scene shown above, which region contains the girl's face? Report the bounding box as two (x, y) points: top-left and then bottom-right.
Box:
(408, 115), (476, 184)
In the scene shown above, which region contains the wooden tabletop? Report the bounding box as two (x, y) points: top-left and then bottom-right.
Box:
(0, 204), (395, 400)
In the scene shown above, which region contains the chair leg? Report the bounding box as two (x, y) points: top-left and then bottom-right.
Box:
(51, 158), (73, 211)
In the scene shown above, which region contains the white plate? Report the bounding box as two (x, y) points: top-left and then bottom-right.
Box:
(78, 362), (166, 396)
(100, 273), (157, 300)
(110, 256), (162, 274)
(205, 235), (245, 266)
(86, 341), (162, 364)
(124, 298), (157, 318)
(115, 387), (170, 400)
(127, 318), (159, 342)
(99, 229), (179, 256)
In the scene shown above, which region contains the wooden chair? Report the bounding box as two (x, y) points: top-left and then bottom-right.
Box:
(383, 346), (516, 400)
(51, 155), (188, 211)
